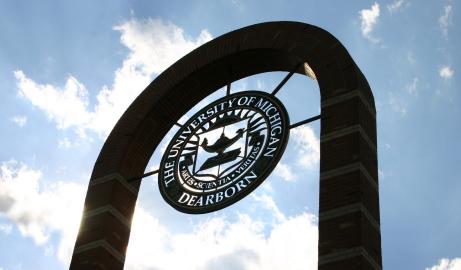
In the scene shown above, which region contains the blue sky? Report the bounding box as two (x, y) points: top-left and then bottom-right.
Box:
(0, 0), (459, 269)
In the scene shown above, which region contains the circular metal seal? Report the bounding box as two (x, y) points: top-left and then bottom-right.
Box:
(158, 91), (289, 214)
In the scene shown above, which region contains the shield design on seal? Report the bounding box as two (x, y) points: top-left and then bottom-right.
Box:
(191, 116), (250, 181)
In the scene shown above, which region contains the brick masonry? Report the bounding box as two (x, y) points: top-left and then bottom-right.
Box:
(70, 21), (381, 269)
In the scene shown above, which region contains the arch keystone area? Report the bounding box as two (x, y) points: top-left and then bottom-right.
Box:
(70, 21), (382, 270)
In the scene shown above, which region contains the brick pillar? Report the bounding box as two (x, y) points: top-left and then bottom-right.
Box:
(318, 87), (382, 269)
(70, 173), (139, 269)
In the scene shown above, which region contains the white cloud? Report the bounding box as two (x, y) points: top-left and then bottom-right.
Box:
(0, 160), (85, 265)
(58, 137), (72, 149)
(0, 223), (13, 234)
(426, 258), (461, 270)
(439, 4), (453, 37)
(1, 159), (318, 269)
(15, 18), (212, 138)
(260, 180), (275, 194)
(405, 77), (419, 95)
(439, 66), (454, 80)
(11, 115), (27, 127)
(389, 92), (407, 116)
(126, 195), (318, 270)
(387, 0), (408, 13)
(359, 2), (380, 42)
(251, 193), (286, 223)
(15, 71), (91, 135)
(388, 77), (422, 115)
(274, 162), (296, 182)
(290, 126), (320, 169)
(113, 18), (212, 75)
(44, 245), (55, 256)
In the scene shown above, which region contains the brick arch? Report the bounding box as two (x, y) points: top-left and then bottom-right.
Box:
(71, 21), (381, 270)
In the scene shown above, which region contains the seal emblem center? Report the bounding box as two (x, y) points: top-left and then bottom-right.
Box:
(159, 91), (290, 214)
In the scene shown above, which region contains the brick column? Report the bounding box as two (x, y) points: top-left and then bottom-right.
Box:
(70, 173), (139, 269)
(318, 86), (382, 269)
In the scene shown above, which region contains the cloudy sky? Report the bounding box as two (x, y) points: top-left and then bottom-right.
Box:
(0, 1), (460, 269)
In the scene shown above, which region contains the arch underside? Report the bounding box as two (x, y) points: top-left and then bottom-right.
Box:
(71, 21), (381, 270)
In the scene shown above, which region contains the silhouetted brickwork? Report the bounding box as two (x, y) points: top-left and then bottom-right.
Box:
(70, 21), (381, 270)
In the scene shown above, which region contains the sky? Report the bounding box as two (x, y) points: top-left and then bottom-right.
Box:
(0, 0), (460, 269)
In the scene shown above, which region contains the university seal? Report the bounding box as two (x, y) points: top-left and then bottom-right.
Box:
(158, 91), (290, 213)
